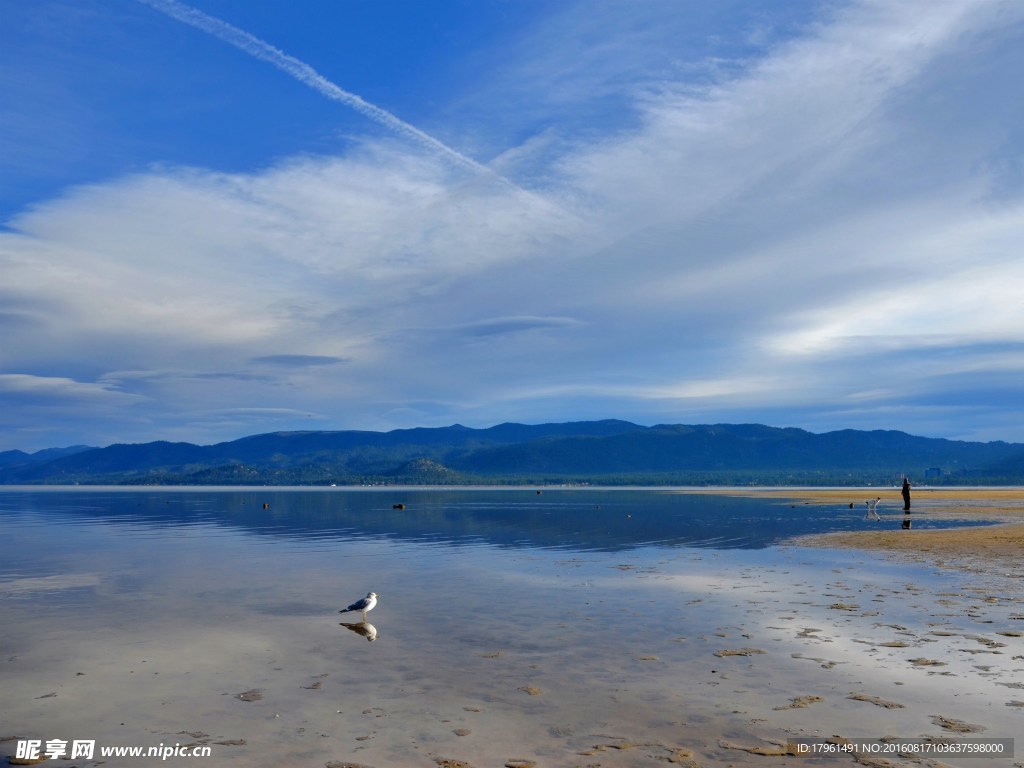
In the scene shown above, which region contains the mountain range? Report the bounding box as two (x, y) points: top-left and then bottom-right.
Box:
(2, 421), (1023, 486)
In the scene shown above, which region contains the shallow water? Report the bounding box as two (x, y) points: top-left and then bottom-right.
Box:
(1, 488), (1021, 767)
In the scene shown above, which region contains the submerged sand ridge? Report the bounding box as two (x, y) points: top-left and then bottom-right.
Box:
(2, 488), (1023, 767)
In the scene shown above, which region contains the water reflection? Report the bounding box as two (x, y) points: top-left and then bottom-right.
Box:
(0, 487), (992, 554)
(4, 488), (1020, 768)
(339, 620), (379, 642)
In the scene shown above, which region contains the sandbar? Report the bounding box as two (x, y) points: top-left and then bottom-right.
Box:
(697, 487), (1024, 573)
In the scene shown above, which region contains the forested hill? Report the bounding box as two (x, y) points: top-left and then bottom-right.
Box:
(2, 421), (1023, 486)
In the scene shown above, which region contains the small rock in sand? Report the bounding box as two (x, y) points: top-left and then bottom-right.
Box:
(714, 648), (766, 657)
(773, 695), (824, 710)
(930, 715), (985, 733)
(847, 693), (904, 708)
(664, 747), (700, 766)
(720, 738), (799, 756)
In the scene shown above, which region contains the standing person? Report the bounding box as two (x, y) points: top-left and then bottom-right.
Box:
(901, 477), (911, 511)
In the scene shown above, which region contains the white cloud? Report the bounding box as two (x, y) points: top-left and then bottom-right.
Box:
(0, 373), (143, 404)
(3, 0), (1024, 448)
(764, 202), (1024, 357)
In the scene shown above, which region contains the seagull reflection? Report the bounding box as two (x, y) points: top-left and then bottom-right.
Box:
(339, 620), (378, 642)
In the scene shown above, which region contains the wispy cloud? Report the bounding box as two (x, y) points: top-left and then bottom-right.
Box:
(448, 316), (584, 338)
(252, 354), (348, 368)
(134, 0), (490, 175)
(131, 0), (573, 222)
(0, 373), (143, 405)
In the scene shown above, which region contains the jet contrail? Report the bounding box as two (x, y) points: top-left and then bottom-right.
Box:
(135, 0), (494, 178)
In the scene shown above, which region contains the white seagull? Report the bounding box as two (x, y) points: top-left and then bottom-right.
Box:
(339, 591), (378, 620)
(865, 497), (882, 521)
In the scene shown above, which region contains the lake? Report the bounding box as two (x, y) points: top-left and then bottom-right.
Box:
(2, 488), (1020, 767)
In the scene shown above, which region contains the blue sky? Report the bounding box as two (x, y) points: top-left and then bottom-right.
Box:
(3, 0), (1024, 452)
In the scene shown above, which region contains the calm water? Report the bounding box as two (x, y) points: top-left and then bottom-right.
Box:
(2, 488), (1019, 768)
(0, 486), (991, 557)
